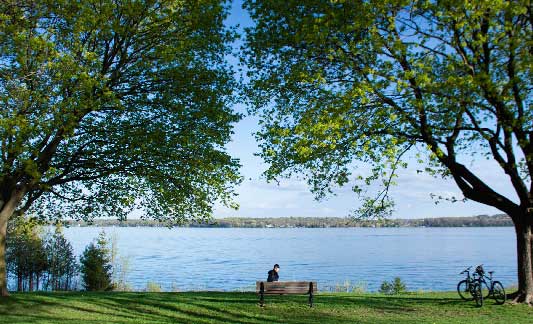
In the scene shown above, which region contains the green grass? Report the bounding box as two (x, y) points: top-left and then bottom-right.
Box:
(1, 291), (532, 324)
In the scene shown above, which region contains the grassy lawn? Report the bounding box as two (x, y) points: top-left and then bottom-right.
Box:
(1, 291), (532, 324)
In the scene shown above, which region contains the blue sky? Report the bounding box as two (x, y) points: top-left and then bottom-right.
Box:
(213, 1), (509, 219)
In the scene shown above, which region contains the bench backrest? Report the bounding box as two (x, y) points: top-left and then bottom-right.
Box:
(256, 281), (318, 294)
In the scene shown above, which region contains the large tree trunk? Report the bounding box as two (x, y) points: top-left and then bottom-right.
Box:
(512, 221), (533, 304)
(0, 217), (7, 296)
(0, 188), (25, 297)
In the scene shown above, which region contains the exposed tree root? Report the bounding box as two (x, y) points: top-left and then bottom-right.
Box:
(508, 291), (533, 305)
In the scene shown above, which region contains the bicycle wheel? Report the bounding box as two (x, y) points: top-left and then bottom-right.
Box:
(491, 281), (506, 305)
(472, 282), (483, 307)
(480, 280), (491, 299)
(457, 280), (473, 301)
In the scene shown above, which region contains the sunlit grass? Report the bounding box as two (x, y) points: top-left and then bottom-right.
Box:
(1, 291), (532, 323)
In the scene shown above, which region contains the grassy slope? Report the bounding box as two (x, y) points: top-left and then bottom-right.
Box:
(1, 291), (532, 324)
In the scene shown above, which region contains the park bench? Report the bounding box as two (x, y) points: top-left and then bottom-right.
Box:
(256, 281), (317, 307)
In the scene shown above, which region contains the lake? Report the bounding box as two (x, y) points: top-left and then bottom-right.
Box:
(61, 226), (516, 292)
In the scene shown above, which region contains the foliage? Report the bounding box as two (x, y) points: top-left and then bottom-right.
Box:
(1, 291), (532, 324)
(380, 277), (408, 295)
(44, 225), (78, 291)
(392, 277), (407, 294)
(6, 217), (47, 291)
(243, 0), (531, 218)
(0, 0), (241, 296)
(79, 231), (112, 291)
(243, 0), (532, 302)
(0, 0), (241, 224)
(6, 219), (78, 292)
(379, 281), (392, 294)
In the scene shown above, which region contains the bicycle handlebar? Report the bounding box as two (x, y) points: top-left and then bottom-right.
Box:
(459, 266), (472, 275)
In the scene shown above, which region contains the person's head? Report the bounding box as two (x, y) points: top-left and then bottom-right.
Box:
(273, 264), (280, 273)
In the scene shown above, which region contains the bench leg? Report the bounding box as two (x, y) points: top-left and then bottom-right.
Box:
(309, 282), (314, 307)
(260, 282), (265, 307)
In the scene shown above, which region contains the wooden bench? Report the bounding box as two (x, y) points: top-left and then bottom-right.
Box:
(256, 281), (317, 307)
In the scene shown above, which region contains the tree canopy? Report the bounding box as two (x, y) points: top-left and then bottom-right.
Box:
(243, 0), (532, 301)
(0, 0), (241, 223)
(0, 0), (241, 296)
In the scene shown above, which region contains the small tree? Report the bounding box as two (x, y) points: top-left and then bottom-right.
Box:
(6, 217), (47, 291)
(79, 232), (112, 291)
(44, 225), (78, 291)
(379, 277), (407, 295)
(379, 281), (392, 295)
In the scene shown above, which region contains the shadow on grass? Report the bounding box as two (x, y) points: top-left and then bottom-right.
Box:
(0, 292), (490, 324)
(0, 292), (278, 324)
(318, 294), (473, 311)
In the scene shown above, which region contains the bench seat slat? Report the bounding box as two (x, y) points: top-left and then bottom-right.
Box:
(257, 281), (317, 307)
(256, 281), (318, 294)
(263, 290), (309, 292)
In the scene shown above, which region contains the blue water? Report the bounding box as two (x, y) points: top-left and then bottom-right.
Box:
(56, 226), (517, 292)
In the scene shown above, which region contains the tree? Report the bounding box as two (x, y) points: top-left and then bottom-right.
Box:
(44, 224), (78, 291)
(0, 0), (241, 296)
(79, 231), (112, 291)
(243, 0), (532, 302)
(6, 216), (47, 291)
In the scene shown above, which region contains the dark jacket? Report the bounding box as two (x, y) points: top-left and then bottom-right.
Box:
(267, 269), (279, 282)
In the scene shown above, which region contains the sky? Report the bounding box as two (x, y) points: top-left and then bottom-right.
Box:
(213, 1), (511, 219)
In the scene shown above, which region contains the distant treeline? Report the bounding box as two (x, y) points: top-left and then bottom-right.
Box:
(66, 214), (513, 228)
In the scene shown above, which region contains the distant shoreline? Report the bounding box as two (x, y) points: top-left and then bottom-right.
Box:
(64, 214), (513, 228)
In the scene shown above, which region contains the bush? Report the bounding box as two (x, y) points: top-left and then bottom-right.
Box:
(379, 277), (407, 295)
(379, 280), (392, 294)
(391, 277), (407, 294)
(79, 231), (113, 291)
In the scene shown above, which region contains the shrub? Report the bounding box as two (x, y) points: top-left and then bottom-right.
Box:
(379, 280), (392, 294)
(379, 277), (407, 294)
(391, 277), (407, 294)
(79, 231), (113, 291)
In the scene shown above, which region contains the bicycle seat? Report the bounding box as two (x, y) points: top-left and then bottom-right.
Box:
(489, 271), (494, 275)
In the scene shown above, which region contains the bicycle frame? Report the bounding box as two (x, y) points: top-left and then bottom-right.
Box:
(458, 265), (505, 306)
(476, 271), (495, 293)
(460, 267), (474, 288)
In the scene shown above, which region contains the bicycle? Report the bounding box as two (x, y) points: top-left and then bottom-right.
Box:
(473, 265), (506, 306)
(457, 266), (484, 306)
(457, 266), (475, 301)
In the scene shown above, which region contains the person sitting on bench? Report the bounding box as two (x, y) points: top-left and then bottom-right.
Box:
(267, 264), (280, 282)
